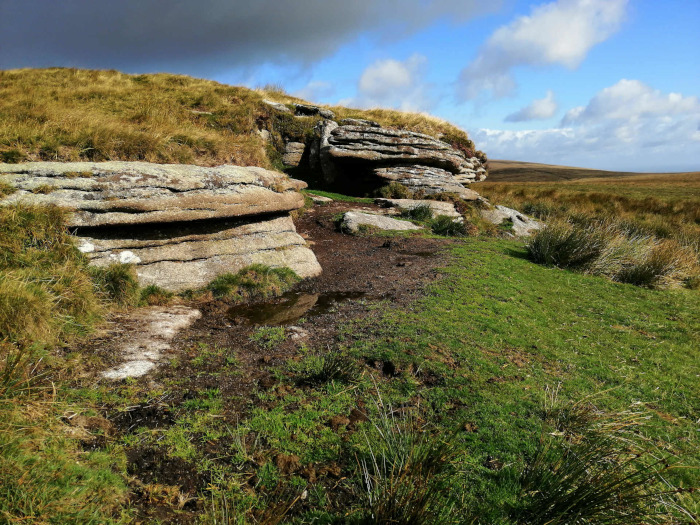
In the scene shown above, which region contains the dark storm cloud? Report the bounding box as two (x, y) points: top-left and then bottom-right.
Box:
(0, 0), (495, 74)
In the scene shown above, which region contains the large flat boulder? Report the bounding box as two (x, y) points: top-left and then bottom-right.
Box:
(0, 161), (305, 227)
(80, 216), (321, 290)
(326, 124), (486, 183)
(373, 165), (480, 199)
(0, 161), (322, 290)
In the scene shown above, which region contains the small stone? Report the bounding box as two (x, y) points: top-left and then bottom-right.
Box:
(307, 193), (333, 204)
(481, 205), (542, 237)
(340, 211), (423, 234)
(78, 241), (95, 253)
(262, 99), (291, 113)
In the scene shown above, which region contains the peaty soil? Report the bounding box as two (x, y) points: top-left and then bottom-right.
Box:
(169, 201), (451, 410)
(78, 200), (454, 523)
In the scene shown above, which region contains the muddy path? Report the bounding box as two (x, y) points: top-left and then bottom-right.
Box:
(78, 200), (454, 522)
(170, 202), (450, 404)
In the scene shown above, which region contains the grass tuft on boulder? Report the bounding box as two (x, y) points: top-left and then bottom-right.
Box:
(89, 264), (140, 306)
(206, 264), (300, 301)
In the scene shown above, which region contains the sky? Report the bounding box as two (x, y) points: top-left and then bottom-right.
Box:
(1, 0), (698, 172)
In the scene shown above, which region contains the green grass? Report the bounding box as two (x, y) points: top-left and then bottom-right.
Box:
(206, 264), (300, 300)
(302, 189), (374, 204)
(250, 326), (286, 349)
(0, 400), (130, 524)
(347, 238), (699, 516)
(45, 236), (699, 523)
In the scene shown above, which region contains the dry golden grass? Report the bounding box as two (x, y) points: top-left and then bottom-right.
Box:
(1, 68), (269, 166)
(475, 167), (700, 288)
(0, 68), (479, 167)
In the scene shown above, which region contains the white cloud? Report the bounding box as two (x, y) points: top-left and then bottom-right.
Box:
(459, 0), (628, 99)
(343, 54), (434, 112)
(471, 80), (700, 172)
(505, 90), (558, 121)
(562, 79), (700, 124)
(293, 81), (335, 103)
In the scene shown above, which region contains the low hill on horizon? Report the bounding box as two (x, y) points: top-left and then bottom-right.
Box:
(487, 159), (700, 183)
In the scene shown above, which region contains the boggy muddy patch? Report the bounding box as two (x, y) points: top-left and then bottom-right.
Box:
(227, 290), (382, 326)
(126, 447), (206, 495)
(82, 200), (454, 523)
(111, 402), (176, 433)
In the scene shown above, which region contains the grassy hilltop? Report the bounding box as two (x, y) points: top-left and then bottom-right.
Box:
(0, 68), (481, 169)
(1, 69), (699, 523)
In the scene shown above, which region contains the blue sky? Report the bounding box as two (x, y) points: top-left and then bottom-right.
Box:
(217, 0), (700, 172)
(2, 0), (698, 171)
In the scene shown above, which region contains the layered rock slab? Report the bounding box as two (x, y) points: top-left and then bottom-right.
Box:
(0, 162), (321, 289)
(80, 216), (320, 290)
(0, 161), (305, 227)
(373, 166), (480, 199)
(310, 121), (486, 199)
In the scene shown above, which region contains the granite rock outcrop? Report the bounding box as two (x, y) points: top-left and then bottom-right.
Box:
(309, 120), (486, 198)
(0, 161), (322, 290)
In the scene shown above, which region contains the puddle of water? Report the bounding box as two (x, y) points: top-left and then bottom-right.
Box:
(227, 291), (370, 326)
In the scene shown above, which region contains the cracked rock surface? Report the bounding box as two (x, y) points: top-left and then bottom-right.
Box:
(0, 161), (306, 227)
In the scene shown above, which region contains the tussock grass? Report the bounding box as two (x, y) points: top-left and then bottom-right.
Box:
(139, 284), (175, 306)
(0, 203), (134, 523)
(89, 264), (140, 306)
(512, 397), (691, 524)
(288, 347), (359, 386)
(0, 205), (103, 352)
(206, 264), (299, 301)
(430, 215), (469, 237)
(528, 219), (699, 288)
(475, 181), (700, 250)
(358, 405), (461, 525)
(400, 203), (434, 222)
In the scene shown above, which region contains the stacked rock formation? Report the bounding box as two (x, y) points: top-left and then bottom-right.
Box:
(305, 118), (486, 198)
(0, 162), (321, 290)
